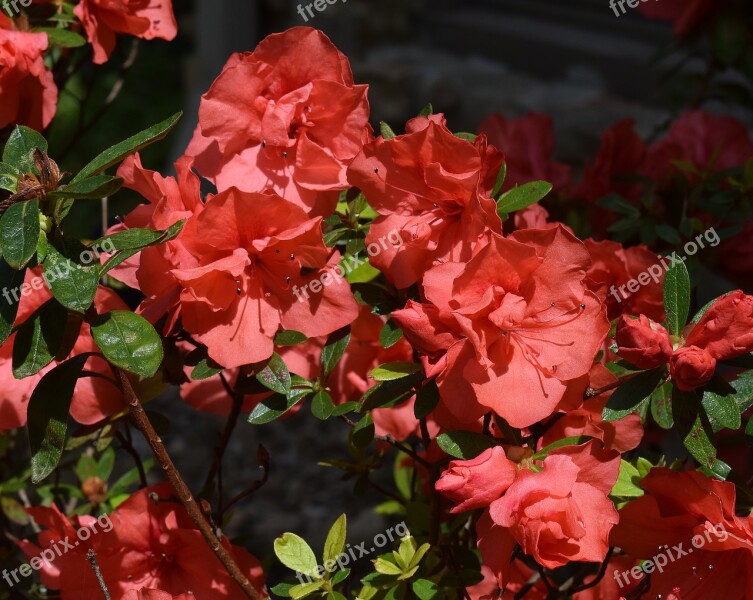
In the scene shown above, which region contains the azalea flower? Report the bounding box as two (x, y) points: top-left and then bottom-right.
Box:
(0, 23), (57, 130)
(74, 0), (178, 64)
(393, 226), (610, 428)
(187, 27), (371, 217)
(611, 468), (753, 599)
(20, 484), (265, 599)
(347, 115), (504, 289)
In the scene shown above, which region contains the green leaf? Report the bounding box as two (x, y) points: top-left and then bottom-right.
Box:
(2, 126), (47, 173)
(311, 390), (335, 421)
(380, 122), (397, 140)
(12, 299), (67, 379)
(412, 579), (441, 600)
(256, 353), (292, 395)
(191, 357), (224, 381)
(95, 228), (162, 250)
(673, 390), (717, 469)
(44, 243), (99, 312)
(28, 354), (91, 483)
(248, 389), (309, 425)
(702, 377), (742, 431)
(712, 15), (748, 66)
(351, 414), (374, 449)
(414, 380), (440, 420)
(746, 417), (753, 439)
(374, 558), (403, 576)
(0, 163), (19, 192)
(418, 103), (433, 118)
(650, 382), (674, 429)
(0, 199), (40, 268)
(48, 175), (123, 200)
(436, 431), (497, 459)
(274, 533), (320, 578)
(359, 372), (422, 411)
(73, 112), (183, 183)
(321, 327), (350, 377)
(610, 460), (645, 498)
(275, 330), (308, 346)
(497, 181), (552, 216)
(370, 362), (422, 382)
(379, 319), (404, 349)
(323, 514), (347, 566)
(0, 259), (25, 344)
(289, 581), (325, 599)
(491, 162), (507, 198)
(270, 582), (294, 598)
(663, 260), (691, 337)
(602, 369), (664, 422)
(91, 311), (164, 378)
(597, 194), (640, 216)
(35, 27), (86, 48)
(531, 436), (592, 460)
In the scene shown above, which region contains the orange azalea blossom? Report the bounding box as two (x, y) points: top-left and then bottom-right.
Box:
(170, 188), (358, 368)
(474, 441), (619, 584)
(188, 27), (371, 217)
(0, 21), (58, 130)
(123, 591), (195, 600)
(0, 274), (124, 430)
(392, 226), (610, 428)
(74, 0), (177, 64)
(20, 484), (265, 599)
(347, 114), (504, 289)
(611, 468), (753, 599)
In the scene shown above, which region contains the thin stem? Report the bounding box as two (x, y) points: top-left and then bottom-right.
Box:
(570, 547), (614, 594)
(86, 549), (111, 600)
(115, 369), (263, 600)
(115, 427), (148, 488)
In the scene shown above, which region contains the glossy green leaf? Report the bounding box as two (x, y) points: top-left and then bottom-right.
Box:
(702, 377), (742, 431)
(44, 243), (99, 312)
(414, 380), (440, 420)
(0, 259), (25, 344)
(531, 436), (592, 460)
(0, 162), (19, 192)
(73, 112), (182, 183)
(91, 311), (164, 378)
(28, 354), (91, 483)
(379, 319), (404, 349)
(311, 390), (335, 421)
(351, 414), (374, 449)
(663, 260), (691, 337)
(248, 389), (309, 425)
(497, 181), (552, 216)
(274, 330), (308, 346)
(436, 431), (497, 459)
(48, 175), (123, 200)
(256, 353), (292, 395)
(602, 369), (664, 422)
(0, 199), (40, 268)
(2, 126), (47, 173)
(359, 372), (422, 411)
(321, 327), (350, 377)
(191, 357), (224, 381)
(35, 27), (86, 48)
(12, 299), (67, 379)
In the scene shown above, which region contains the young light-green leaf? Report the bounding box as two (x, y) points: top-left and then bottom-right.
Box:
(663, 259), (691, 337)
(73, 112), (182, 183)
(91, 311), (164, 378)
(323, 514), (347, 566)
(369, 362), (422, 382)
(274, 532), (320, 578)
(28, 354), (91, 483)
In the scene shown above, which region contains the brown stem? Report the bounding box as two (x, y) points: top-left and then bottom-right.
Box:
(115, 369), (263, 600)
(585, 371), (643, 399)
(86, 549), (111, 600)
